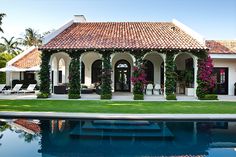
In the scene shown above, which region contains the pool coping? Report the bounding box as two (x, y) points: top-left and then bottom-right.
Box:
(1, 111), (236, 121)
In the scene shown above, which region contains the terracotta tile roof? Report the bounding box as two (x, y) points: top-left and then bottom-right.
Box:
(14, 119), (41, 134)
(12, 48), (41, 68)
(41, 22), (206, 51)
(206, 40), (236, 54)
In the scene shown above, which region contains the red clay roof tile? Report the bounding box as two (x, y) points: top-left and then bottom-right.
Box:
(12, 48), (41, 68)
(206, 40), (236, 54)
(41, 22), (206, 50)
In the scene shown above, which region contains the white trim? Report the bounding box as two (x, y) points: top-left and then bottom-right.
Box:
(172, 19), (205, 46)
(42, 20), (74, 44)
(210, 54), (236, 59)
(6, 46), (36, 66)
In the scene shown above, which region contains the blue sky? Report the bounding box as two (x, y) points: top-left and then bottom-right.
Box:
(1, 0), (236, 39)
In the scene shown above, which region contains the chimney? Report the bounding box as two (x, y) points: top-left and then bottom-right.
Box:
(74, 15), (86, 23)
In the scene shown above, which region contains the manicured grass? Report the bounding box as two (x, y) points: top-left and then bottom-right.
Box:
(0, 100), (236, 114)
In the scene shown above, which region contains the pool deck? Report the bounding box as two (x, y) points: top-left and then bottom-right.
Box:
(1, 111), (236, 120)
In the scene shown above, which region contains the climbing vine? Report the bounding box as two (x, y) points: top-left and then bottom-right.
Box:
(68, 52), (81, 99)
(100, 52), (112, 99)
(38, 51), (53, 98)
(165, 52), (177, 98)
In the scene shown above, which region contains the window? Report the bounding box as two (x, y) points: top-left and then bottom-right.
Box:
(143, 60), (154, 83)
(81, 62), (85, 84)
(58, 71), (62, 83)
(24, 72), (35, 81)
(92, 60), (102, 83)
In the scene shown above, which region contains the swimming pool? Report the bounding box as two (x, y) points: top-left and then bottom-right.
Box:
(0, 119), (236, 157)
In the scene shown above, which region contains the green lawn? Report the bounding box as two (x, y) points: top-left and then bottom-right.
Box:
(0, 100), (236, 114)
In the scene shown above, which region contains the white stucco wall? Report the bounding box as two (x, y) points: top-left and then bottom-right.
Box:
(212, 58), (236, 95)
(143, 52), (164, 84)
(81, 52), (102, 86)
(50, 52), (71, 86)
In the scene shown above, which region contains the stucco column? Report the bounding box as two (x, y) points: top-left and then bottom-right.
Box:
(193, 56), (198, 97)
(162, 54), (166, 97)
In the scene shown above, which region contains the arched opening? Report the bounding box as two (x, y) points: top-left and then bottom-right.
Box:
(175, 53), (194, 95)
(115, 60), (131, 92)
(58, 58), (66, 84)
(143, 60), (154, 83)
(81, 62), (85, 84)
(91, 60), (102, 83)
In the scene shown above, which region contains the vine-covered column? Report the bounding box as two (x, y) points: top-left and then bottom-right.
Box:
(165, 52), (177, 100)
(131, 52), (146, 100)
(38, 50), (53, 98)
(68, 52), (81, 99)
(100, 52), (112, 99)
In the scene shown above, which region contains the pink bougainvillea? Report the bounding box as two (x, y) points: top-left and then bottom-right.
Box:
(197, 56), (216, 98)
(131, 64), (147, 94)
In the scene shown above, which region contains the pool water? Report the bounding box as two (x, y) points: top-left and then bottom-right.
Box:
(0, 119), (236, 157)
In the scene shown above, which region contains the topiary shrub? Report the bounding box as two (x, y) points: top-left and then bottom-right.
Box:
(166, 94), (177, 100)
(68, 94), (81, 99)
(101, 94), (112, 100)
(133, 94), (144, 100)
(199, 94), (218, 100)
(37, 92), (49, 98)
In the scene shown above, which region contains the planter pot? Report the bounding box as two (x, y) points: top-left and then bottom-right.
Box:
(185, 88), (194, 96)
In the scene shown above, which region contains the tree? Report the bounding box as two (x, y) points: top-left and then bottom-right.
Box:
(23, 28), (42, 46)
(0, 52), (14, 83)
(0, 37), (22, 55)
(0, 13), (6, 33)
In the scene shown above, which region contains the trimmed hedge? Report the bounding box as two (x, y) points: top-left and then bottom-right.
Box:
(101, 94), (112, 100)
(37, 92), (50, 98)
(199, 94), (218, 100)
(133, 94), (144, 100)
(68, 94), (81, 99)
(166, 94), (177, 100)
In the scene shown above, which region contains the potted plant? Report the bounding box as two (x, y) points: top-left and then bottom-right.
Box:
(184, 69), (194, 96)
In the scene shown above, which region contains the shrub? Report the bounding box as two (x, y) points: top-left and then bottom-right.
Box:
(133, 94), (144, 100)
(199, 94), (218, 100)
(166, 94), (177, 100)
(68, 94), (81, 99)
(37, 92), (49, 98)
(101, 94), (112, 100)
(197, 56), (216, 99)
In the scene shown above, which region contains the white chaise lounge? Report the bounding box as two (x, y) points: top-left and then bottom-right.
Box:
(20, 84), (36, 94)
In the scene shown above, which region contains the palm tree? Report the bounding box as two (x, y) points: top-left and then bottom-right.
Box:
(0, 37), (22, 55)
(23, 28), (42, 46)
(0, 13), (6, 33)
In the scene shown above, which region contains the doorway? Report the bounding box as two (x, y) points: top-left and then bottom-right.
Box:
(213, 68), (228, 95)
(115, 60), (131, 92)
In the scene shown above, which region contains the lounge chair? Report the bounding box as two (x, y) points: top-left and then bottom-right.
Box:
(146, 84), (153, 95)
(153, 84), (161, 95)
(20, 84), (36, 94)
(3, 84), (23, 94)
(0, 84), (6, 93)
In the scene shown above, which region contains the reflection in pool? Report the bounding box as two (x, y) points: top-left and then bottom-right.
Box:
(0, 119), (236, 157)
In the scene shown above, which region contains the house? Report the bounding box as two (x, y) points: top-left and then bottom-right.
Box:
(2, 15), (236, 97)
(2, 47), (41, 88)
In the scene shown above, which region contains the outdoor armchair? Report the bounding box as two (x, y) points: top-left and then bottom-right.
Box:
(146, 84), (153, 95)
